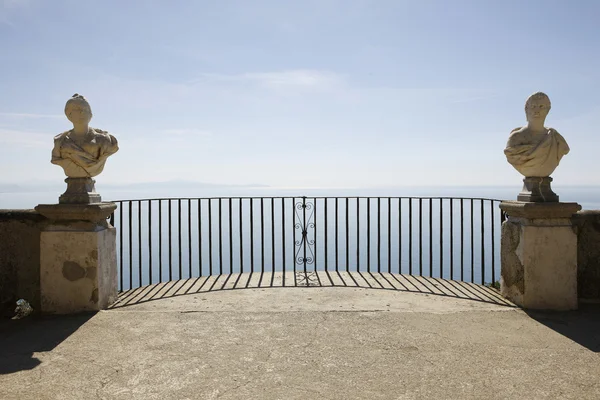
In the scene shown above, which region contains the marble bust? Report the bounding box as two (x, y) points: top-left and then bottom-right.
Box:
(504, 92), (569, 177)
(51, 94), (119, 178)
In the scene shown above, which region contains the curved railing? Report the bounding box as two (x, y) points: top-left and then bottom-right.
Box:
(109, 196), (504, 292)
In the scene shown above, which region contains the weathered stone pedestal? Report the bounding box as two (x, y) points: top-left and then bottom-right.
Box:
(500, 201), (581, 310)
(35, 203), (117, 314)
(59, 177), (102, 204)
(518, 176), (559, 202)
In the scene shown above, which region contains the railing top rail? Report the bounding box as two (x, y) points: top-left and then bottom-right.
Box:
(109, 196), (504, 203)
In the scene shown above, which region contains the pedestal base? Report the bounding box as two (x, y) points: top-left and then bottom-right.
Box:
(500, 201), (581, 310)
(517, 176), (558, 202)
(40, 224), (117, 314)
(59, 177), (102, 204)
(36, 201), (118, 314)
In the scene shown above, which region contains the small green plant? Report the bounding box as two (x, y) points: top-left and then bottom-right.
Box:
(485, 281), (501, 290)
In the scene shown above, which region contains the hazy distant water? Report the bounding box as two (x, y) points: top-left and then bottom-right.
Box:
(2, 185), (600, 210)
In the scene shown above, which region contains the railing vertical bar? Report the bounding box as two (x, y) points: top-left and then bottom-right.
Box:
(148, 200), (152, 285)
(261, 198), (265, 274)
(293, 197), (296, 274)
(325, 198), (329, 271)
(398, 198), (402, 274)
(367, 198), (371, 273)
(335, 198), (339, 271)
(409, 198), (413, 275)
(138, 200), (142, 287)
(198, 199), (202, 277)
(178, 199), (182, 280)
(119, 201), (123, 291)
(345, 197), (349, 273)
(460, 198), (464, 282)
(219, 198), (223, 276)
(419, 198), (423, 276)
(239, 199), (243, 275)
(450, 198), (454, 280)
(281, 198), (285, 281)
(470, 198), (474, 283)
(356, 198), (360, 272)
(208, 199), (213, 276)
(168, 200), (172, 282)
(188, 199), (192, 279)
(129, 201), (133, 289)
(481, 199), (485, 285)
(491, 200), (496, 285)
(229, 198), (233, 275)
(271, 198), (275, 274)
(440, 198), (443, 279)
(377, 197), (381, 273)
(388, 197), (391, 273)
(250, 199), (254, 273)
(313, 197), (317, 269)
(302, 197), (307, 273)
(429, 198), (432, 277)
(159, 200), (163, 283)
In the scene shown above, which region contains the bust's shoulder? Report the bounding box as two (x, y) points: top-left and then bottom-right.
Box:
(54, 130), (70, 141)
(506, 126), (530, 148)
(91, 127), (116, 142)
(91, 127), (110, 137)
(508, 126), (526, 138)
(53, 130), (71, 147)
(91, 127), (118, 151)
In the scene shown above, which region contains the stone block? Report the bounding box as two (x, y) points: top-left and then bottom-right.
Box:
(40, 225), (117, 314)
(35, 202), (116, 223)
(0, 210), (48, 317)
(572, 211), (600, 301)
(500, 201), (580, 310)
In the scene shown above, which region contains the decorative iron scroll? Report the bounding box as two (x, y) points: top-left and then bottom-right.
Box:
(294, 198), (315, 269)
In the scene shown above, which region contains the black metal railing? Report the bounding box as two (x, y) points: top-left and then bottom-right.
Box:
(109, 196), (503, 291)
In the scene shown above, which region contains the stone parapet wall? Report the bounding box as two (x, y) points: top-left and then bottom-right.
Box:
(573, 210), (600, 301)
(0, 210), (48, 317)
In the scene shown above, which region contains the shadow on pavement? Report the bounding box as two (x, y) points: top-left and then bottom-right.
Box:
(0, 313), (94, 375)
(526, 304), (600, 352)
(112, 271), (516, 309)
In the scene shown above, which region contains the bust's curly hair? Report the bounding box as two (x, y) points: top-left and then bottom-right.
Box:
(525, 92), (551, 112)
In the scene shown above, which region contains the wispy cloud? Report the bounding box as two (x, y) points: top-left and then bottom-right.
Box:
(2, 0), (31, 7)
(1, 0), (31, 27)
(242, 70), (344, 89)
(0, 112), (63, 119)
(162, 128), (212, 137)
(0, 128), (49, 147)
(191, 69), (345, 91)
(449, 92), (502, 104)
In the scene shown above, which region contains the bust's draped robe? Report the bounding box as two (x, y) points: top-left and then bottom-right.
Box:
(504, 128), (569, 177)
(51, 128), (119, 178)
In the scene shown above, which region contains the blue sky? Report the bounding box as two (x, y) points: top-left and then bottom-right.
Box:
(1, 0), (599, 188)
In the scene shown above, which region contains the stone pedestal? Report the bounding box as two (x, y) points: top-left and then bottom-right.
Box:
(35, 202), (117, 314)
(518, 177), (559, 202)
(500, 201), (581, 310)
(59, 177), (102, 204)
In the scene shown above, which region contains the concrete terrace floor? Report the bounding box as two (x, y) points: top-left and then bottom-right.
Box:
(1, 272), (600, 400)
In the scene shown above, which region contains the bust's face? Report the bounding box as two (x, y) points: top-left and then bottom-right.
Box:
(65, 102), (92, 125)
(525, 99), (550, 122)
